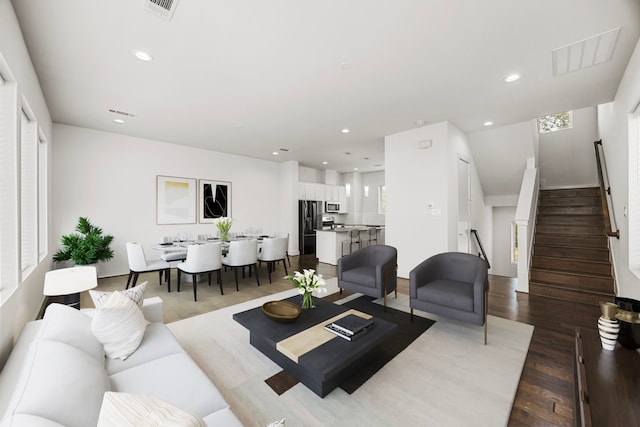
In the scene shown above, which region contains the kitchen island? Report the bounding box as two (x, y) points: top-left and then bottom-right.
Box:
(316, 226), (385, 265)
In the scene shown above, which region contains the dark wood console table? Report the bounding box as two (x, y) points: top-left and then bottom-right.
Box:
(573, 328), (640, 427)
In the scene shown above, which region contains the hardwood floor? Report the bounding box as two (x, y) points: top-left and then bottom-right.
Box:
(487, 275), (600, 427)
(75, 255), (600, 426)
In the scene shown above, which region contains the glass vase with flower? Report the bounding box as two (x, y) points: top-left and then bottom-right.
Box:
(285, 269), (327, 309)
(215, 217), (233, 242)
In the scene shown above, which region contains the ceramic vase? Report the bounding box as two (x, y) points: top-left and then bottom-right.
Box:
(598, 301), (619, 351)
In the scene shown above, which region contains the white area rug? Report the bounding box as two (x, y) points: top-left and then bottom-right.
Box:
(168, 280), (533, 427)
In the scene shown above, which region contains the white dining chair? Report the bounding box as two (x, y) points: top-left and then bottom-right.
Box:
(126, 242), (171, 290)
(176, 243), (222, 301)
(274, 232), (291, 266)
(257, 237), (288, 283)
(222, 239), (260, 291)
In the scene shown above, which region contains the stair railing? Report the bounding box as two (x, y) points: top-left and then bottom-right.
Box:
(470, 229), (490, 269)
(594, 140), (620, 239)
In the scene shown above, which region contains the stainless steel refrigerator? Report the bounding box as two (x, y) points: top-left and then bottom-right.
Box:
(299, 200), (322, 255)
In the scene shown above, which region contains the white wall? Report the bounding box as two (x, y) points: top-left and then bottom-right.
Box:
(492, 207), (517, 277)
(385, 121), (488, 277)
(361, 171), (385, 226)
(539, 106), (599, 189)
(0, 0), (53, 366)
(52, 124), (290, 278)
(467, 120), (538, 196)
(597, 38), (640, 300)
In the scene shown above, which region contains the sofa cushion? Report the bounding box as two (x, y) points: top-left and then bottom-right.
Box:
(0, 414), (66, 427)
(91, 291), (149, 360)
(97, 392), (206, 427)
(39, 303), (104, 363)
(416, 279), (474, 312)
(105, 323), (185, 375)
(109, 353), (229, 418)
(342, 266), (376, 287)
(89, 282), (147, 310)
(2, 340), (110, 427)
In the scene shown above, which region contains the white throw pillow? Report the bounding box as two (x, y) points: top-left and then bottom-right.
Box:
(97, 392), (206, 427)
(91, 291), (149, 360)
(90, 282), (147, 309)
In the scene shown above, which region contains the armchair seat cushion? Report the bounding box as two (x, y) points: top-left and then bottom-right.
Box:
(342, 266), (377, 287)
(416, 279), (474, 312)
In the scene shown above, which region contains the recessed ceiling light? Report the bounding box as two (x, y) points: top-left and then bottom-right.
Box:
(503, 74), (520, 83)
(322, 161), (328, 165)
(354, 168), (359, 171)
(132, 50), (153, 62)
(483, 121), (494, 127)
(341, 128), (350, 134)
(272, 151), (279, 155)
(113, 119), (125, 124)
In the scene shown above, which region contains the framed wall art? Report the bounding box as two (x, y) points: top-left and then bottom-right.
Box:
(199, 179), (231, 223)
(156, 175), (197, 225)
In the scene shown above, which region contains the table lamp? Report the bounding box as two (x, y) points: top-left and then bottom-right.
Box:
(43, 266), (98, 309)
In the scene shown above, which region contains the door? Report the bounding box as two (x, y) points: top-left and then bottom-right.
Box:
(457, 157), (471, 253)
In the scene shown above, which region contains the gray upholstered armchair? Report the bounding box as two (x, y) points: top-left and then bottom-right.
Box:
(409, 252), (489, 344)
(338, 245), (398, 310)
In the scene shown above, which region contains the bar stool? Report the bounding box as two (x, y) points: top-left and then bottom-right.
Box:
(368, 228), (378, 246)
(341, 229), (361, 256)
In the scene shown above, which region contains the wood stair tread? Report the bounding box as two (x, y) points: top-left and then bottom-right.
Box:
(530, 266), (613, 278)
(529, 280), (615, 296)
(533, 243), (609, 250)
(532, 254), (610, 263)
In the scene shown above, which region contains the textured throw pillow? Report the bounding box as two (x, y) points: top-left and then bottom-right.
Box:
(91, 291), (149, 360)
(97, 392), (206, 427)
(90, 282), (147, 310)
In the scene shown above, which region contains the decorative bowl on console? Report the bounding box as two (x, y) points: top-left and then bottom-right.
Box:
(262, 300), (301, 323)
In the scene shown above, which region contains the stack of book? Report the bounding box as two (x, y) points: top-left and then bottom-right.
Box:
(324, 314), (375, 341)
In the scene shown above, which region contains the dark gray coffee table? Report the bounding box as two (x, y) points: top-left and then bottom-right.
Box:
(233, 295), (397, 397)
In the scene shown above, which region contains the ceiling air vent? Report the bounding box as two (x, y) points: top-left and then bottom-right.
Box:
(552, 28), (619, 76)
(108, 109), (136, 118)
(142, 0), (180, 21)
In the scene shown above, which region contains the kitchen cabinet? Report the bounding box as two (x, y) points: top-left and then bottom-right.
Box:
(299, 182), (348, 204)
(299, 182), (327, 201)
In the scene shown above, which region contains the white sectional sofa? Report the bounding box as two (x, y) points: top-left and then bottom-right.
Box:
(0, 297), (243, 426)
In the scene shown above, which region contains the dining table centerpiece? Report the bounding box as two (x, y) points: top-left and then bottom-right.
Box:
(215, 217), (233, 242)
(285, 269), (327, 309)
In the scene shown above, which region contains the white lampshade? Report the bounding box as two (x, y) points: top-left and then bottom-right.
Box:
(43, 266), (98, 296)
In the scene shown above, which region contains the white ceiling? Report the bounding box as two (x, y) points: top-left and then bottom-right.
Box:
(11, 0), (640, 173)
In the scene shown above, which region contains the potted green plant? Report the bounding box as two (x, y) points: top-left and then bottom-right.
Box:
(52, 217), (114, 265)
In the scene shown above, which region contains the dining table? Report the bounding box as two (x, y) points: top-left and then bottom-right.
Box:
(151, 234), (273, 256)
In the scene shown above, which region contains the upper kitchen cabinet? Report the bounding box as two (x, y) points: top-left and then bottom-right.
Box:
(299, 182), (326, 201)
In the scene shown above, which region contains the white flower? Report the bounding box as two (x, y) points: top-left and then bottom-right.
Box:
(285, 269), (326, 294)
(215, 217), (233, 233)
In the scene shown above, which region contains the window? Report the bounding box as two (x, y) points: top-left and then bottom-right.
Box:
(538, 111), (573, 134)
(38, 134), (48, 261)
(378, 185), (386, 214)
(629, 109), (640, 278)
(0, 66), (19, 302)
(20, 108), (38, 278)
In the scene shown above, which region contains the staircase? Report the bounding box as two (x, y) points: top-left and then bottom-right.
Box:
(529, 187), (616, 305)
